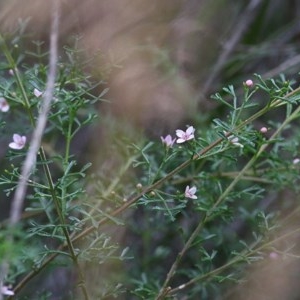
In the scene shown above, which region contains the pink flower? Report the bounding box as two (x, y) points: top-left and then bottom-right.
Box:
(1, 285), (14, 296)
(185, 185), (197, 199)
(293, 158), (300, 165)
(176, 126), (195, 144)
(260, 127), (268, 133)
(9, 134), (26, 150)
(245, 79), (253, 87)
(33, 88), (43, 97)
(0, 97), (9, 112)
(269, 252), (279, 260)
(161, 134), (176, 148)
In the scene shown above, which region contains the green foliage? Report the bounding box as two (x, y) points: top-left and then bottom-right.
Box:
(1, 11), (300, 300)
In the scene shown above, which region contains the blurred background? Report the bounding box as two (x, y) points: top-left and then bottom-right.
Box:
(1, 0), (300, 128)
(2, 0), (300, 134)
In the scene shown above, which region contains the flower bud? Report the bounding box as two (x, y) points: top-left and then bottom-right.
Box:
(245, 79), (253, 87)
(260, 127), (268, 133)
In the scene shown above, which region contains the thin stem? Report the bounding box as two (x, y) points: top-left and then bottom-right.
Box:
(64, 109), (74, 167)
(213, 103), (300, 213)
(88, 147), (141, 216)
(155, 98), (300, 299)
(155, 218), (207, 300)
(0, 36), (35, 125)
(169, 225), (300, 295)
(9, 0), (59, 226)
(2, 1), (89, 298)
(6, 112), (248, 294)
(12, 86), (300, 295)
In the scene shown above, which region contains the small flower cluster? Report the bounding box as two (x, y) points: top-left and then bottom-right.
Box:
(161, 126), (195, 148)
(2, 88), (42, 150)
(161, 126), (198, 199)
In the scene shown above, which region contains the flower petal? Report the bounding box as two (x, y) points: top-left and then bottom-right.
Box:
(34, 88), (43, 97)
(186, 134), (194, 141)
(13, 134), (22, 143)
(176, 138), (186, 144)
(1, 286), (14, 296)
(186, 126), (195, 135)
(189, 187), (197, 194)
(9, 142), (21, 150)
(176, 129), (185, 138)
(161, 134), (175, 147)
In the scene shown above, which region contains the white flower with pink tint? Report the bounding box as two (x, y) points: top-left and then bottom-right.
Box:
(176, 126), (195, 144)
(161, 134), (176, 148)
(0, 97), (9, 112)
(293, 158), (300, 165)
(9, 134), (26, 150)
(33, 88), (43, 97)
(1, 285), (14, 296)
(185, 185), (197, 199)
(224, 131), (244, 148)
(228, 136), (244, 148)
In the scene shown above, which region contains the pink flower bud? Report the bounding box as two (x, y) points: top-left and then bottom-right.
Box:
(161, 134), (176, 148)
(0, 97), (9, 112)
(260, 127), (268, 133)
(245, 79), (253, 87)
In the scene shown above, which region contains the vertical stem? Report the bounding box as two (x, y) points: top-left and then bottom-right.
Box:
(0, 35), (35, 126)
(2, 1), (89, 299)
(9, 0), (60, 226)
